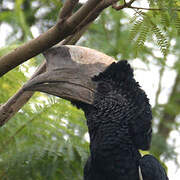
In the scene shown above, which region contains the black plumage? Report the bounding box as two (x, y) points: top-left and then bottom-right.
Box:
(140, 155), (168, 180)
(78, 60), (168, 180)
(23, 45), (168, 180)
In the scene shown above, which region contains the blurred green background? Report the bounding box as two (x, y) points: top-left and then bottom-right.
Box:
(0, 0), (180, 179)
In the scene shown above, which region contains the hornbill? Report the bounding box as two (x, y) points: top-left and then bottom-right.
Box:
(23, 45), (169, 180)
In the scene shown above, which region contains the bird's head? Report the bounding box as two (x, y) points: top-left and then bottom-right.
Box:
(90, 60), (153, 150)
(23, 45), (114, 105)
(23, 45), (152, 150)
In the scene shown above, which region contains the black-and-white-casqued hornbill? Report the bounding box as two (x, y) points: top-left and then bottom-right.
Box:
(24, 45), (169, 180)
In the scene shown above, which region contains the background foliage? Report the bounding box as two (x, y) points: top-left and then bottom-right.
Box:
(0, 0), (180, 179)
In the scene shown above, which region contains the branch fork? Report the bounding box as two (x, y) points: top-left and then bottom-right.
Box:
(112, 0), (135, 10)
(0, 0), (135, 126)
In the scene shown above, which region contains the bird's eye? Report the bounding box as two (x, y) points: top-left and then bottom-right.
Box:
(97, 82), (112, 94)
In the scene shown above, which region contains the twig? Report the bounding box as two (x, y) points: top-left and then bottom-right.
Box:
(128, 6), (180, 12)
(112, 0), (136, 10)
(112, 0), (180, 12)
(155, 66), (164, 106)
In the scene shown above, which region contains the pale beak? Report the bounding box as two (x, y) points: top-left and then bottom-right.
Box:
(23, 45), (115, 104)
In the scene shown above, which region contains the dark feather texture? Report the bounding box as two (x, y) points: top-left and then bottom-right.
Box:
(76, 60), (168, 180)
(92, 60), (152, 150)
(92, 60), (133, 82)
(140, 155), (169, 180)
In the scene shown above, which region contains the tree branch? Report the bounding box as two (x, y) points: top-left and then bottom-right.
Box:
(112, 0), (180, 12)
(0, 21), (67, 77)
(66, 0), (102, 28)
(112, 0), (136, 10)
(59, 0), (79, 19)
(155, 66), (165, 106)
(158, 74), (180, 140)
(0, 0), (102, 77)
(0, 25), (89, 127)
(0, 64), (45, 126)
(72, 0), (119, 32)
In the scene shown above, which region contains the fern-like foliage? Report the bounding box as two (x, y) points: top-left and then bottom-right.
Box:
(129, 19), (144, 41)
(130, 17), (150, 53)
(151, 24), (169, 57)
(174, 13), (180, 35)
(129, 11), (170, 58)
(0, 84), (89, 180)
(129, 0), (180, 58)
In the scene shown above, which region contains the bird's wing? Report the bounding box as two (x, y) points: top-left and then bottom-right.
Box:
(139, 154), (169, 180)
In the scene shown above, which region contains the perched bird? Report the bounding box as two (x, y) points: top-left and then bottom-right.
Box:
(24, 45), (169, 180)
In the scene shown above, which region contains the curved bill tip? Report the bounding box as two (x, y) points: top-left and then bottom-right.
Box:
(23, 69), (96, 105)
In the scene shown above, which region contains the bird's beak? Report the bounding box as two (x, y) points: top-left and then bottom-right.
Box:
(23, 45), (115, 104)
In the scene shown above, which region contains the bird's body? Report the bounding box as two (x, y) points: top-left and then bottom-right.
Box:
(83, 89), (142, 180)
(80, 61), (168, 180)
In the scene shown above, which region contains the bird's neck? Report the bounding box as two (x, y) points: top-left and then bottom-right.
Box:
(84, 107), (142, 179)
(85, 107), (133, 149)
(88, 127), (141, 179)
(85, 111), (140, 161)
(89, 122), (136, 157)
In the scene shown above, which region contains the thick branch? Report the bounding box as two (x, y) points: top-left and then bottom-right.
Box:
(62, 23), (90, 45)
(66, 0), (102, 28)
(73, 0), (119, 32)
(59, 0), (79, 19)
(0, 0), (102, 77)
(0, 21), (67, 77)
(0, 64), (45, 126)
